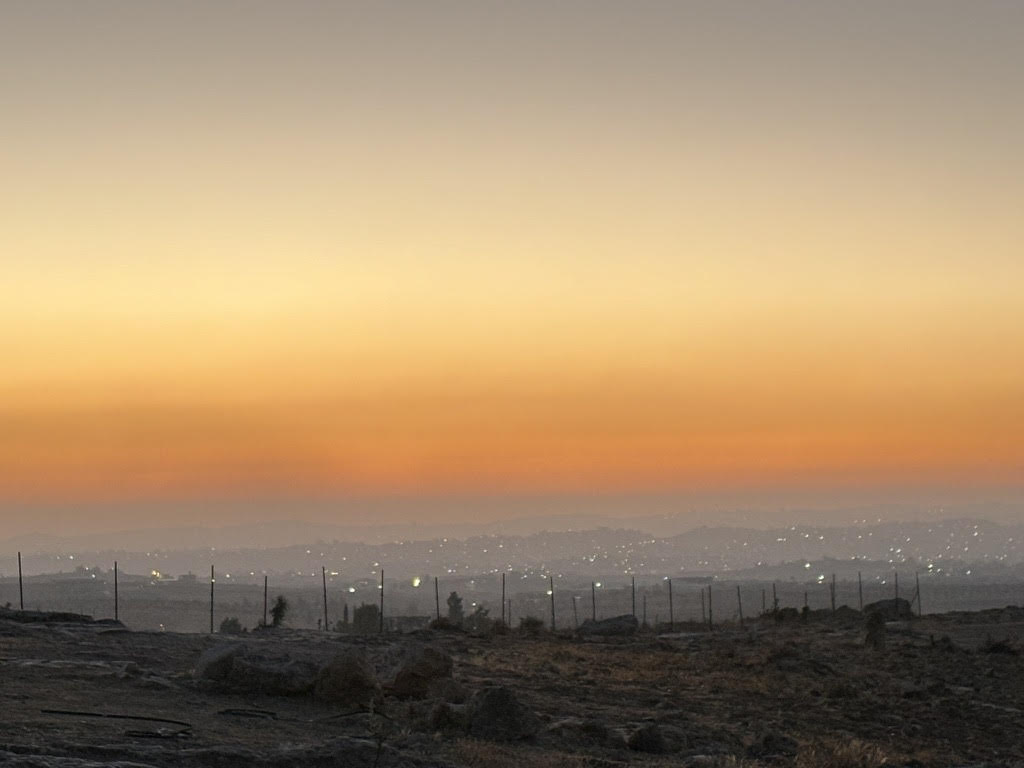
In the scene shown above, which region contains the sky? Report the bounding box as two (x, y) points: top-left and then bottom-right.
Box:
(2, 2), (1023, 536)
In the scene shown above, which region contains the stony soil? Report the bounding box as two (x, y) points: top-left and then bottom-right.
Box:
(1, 608), (1022, 767)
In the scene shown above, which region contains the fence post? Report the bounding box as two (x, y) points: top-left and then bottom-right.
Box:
(264, 575), (268, 628)
(736, 585), (743, 628)
(642, 593), (647, 628)
(668, 578), (674, 631)
(322, 566), (329, 631)
(114, 561), (119, 622)
(434, 576), (440, 621)
(631, 576), (636, 617)
(379, 569), (384, 634)
(210, 566), (215, 634)
(501, 573), (506, 626)
(18, 552), (24, 610)
(549, 576), (556, 631)
(591, 581), (596, 622)
(772, 582), (778, 613)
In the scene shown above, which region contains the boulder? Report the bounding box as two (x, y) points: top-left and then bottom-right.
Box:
(230, 656), (318, 696)
(628, 723), (667, 754)
(577, 615), (639, 637)
(466, 686), (540, 741)
(390, 646), (454, 698)
(314, 649), (380, 705)
(194, 644), (245, 681)
(863, 598), (913, 621)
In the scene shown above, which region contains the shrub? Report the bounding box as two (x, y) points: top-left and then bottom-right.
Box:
(270, 595), (289, 627)
(218, 617), (243, 634)
(352, 602), (380, 634)
(519, 616), (545, 636)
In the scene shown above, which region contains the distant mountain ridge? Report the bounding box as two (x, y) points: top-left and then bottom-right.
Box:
(3, 517), (1023, 582)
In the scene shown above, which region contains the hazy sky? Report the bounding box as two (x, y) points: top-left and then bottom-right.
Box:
(2, 2), (1023, 535)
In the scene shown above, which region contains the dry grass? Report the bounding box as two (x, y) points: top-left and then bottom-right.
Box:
(794, 739), (891, 768)
(451, 738), (597, 768)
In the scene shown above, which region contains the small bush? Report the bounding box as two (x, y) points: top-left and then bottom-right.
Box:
(218, 617), (243, 634)
(269, 595), (289, 627)
(519, 616), (545, 636)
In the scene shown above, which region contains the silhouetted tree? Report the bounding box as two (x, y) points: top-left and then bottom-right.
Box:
(270, 595), (289, 627)
(447, 591), (464, 625)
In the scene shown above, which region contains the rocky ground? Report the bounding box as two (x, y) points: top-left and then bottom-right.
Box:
(1, 606), (1022, 767)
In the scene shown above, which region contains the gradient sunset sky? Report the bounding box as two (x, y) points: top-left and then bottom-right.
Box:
(2, 2), (1023, 535)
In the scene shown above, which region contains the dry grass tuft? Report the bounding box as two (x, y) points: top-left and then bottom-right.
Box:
(451, 739), (595, 768)
(794, 738), (890, 768)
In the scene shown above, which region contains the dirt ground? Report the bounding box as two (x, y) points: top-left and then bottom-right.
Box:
(1, 608), (1022, 767)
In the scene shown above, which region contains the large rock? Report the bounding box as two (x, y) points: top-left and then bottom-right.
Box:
(194, 644), (319, 696)
(390, 646), (454, 699)
(314, 649), (380, 705)
(466, 686), (539, 741)
(577, 614), (639, 637)
(230, 656), (318, 696)
(194, 644), (245, 681)
(863, 598), (913, 621)
(628, 723), (667, 754)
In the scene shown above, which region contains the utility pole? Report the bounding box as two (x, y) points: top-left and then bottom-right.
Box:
(114, 561), (119, 622)
(18, 552), (24, 610)
(707, 585), (713, 630)
(379, 569), (384, 634)
(830, 573), (836, 613)
(631, 576), (636, 617)
(263, 575), (268, 628)
(736, 586), (743, 628)
(916, 571), (922, 617)
(591, 581), (596, 622)
(858, 571), (863, 612)
(434, 576), (440, 621)
(501, 573), (506, 626)
(572, 596), (579, 629)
